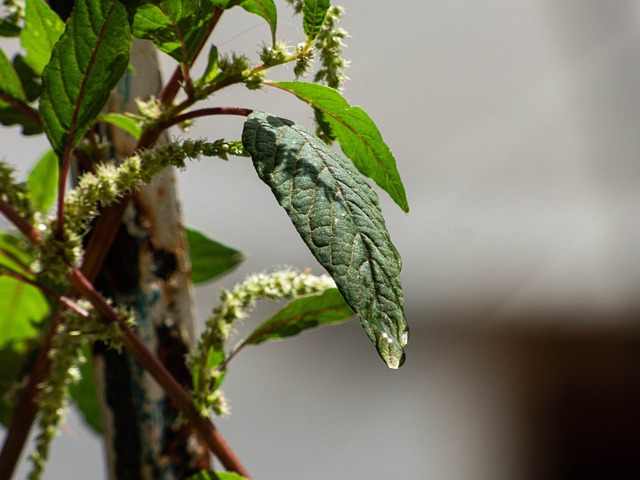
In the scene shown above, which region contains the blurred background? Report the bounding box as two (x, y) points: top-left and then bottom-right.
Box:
(2, 0), (640, 478)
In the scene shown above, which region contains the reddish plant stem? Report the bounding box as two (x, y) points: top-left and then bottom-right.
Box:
(0, 267), (89, 317)
(69, 269), (251, 478)
(0, 199), (42, 244)
(158, 106), (253, 130)
(0, 315), (62, 480)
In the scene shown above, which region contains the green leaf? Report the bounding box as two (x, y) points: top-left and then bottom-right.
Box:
(40, 0), (131, 156)
(0, 48), (26, 105)
(131, 0), (210, 63)
(198, 44), (221, 85)
(302, 0), (329, 42)
(0, 275), (49, 349)
(20, 0), (65, 75)
(100, 113), (142, 140)
(269, 81), (409, 213)
(0, 51), (41, 134)
(0, 19), (20, 37)
(213, 0), (277, 44)
(68, 346), (103, 434)
(27, 150), (58, 212)
(185, 227), (243, 284)
(242, 288), (353, 346)
(242, 112), (409, 368)
(187, 471), (248, 480)
(13, 54), (43, 103)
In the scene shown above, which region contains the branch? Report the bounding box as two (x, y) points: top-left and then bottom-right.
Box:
(69, 268), (251, 478)
(0, 267), (89, 317)
(0, 199), (41, 244)
(157, 107), (253, 130)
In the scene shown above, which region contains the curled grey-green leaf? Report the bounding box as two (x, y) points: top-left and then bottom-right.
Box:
(242, 111), (408, 368)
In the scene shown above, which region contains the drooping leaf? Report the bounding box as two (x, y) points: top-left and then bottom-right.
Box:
(268, 81), (409, 213)
(20, 0), (65, 75)
(40, 0), (131, 156)
(100, 113), (142, 140)
(0, 276), (49, 349)
(212, 0), (277, 44)
(27, 150), (58, 212)
(131, 0), (211, 64)
(187, 471), (248, 480)
(302, 0), (329, 42)
(185, 227), (243, 284)
(68, 346), (103, 434)
(242, 112), (408, 368)
(242, 288), (353, 346)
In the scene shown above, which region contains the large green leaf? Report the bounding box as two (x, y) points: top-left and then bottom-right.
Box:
(268, 81), (409, 213)
(184, 227), (244, 284)
(242, 112), (408, 368)
(20, 0), (65, 75)
(212, 0), (277, 44)
(27, 150), (59, 213)
(241, 288), (354, 346)
(302, 0), (329, 42)
(131, 0), (209, 63)
(40, 0), (131, 156)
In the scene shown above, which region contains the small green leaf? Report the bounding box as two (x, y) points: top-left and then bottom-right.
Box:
(0, 48), (26, 105)
(100, 113), (142, 140)
(40, 0), (131, 156)
(187, 471), (248, 480)
(213, 0), (277, 44)
(0, 19), (20, 37)
(0, 52), (41, 134)
(27, 150), (58, 212)
(242, 112), (408, 368)
(243, 289), (354, 346)
(20, 0), (65, 75)
(185, 227), (244, 284)
(0, 275), (49, 349)
(302, 0), (329, 42)
(13, 54), (43, 103)
(198, 44), (221, 85)
(269, 81), (409, 212)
